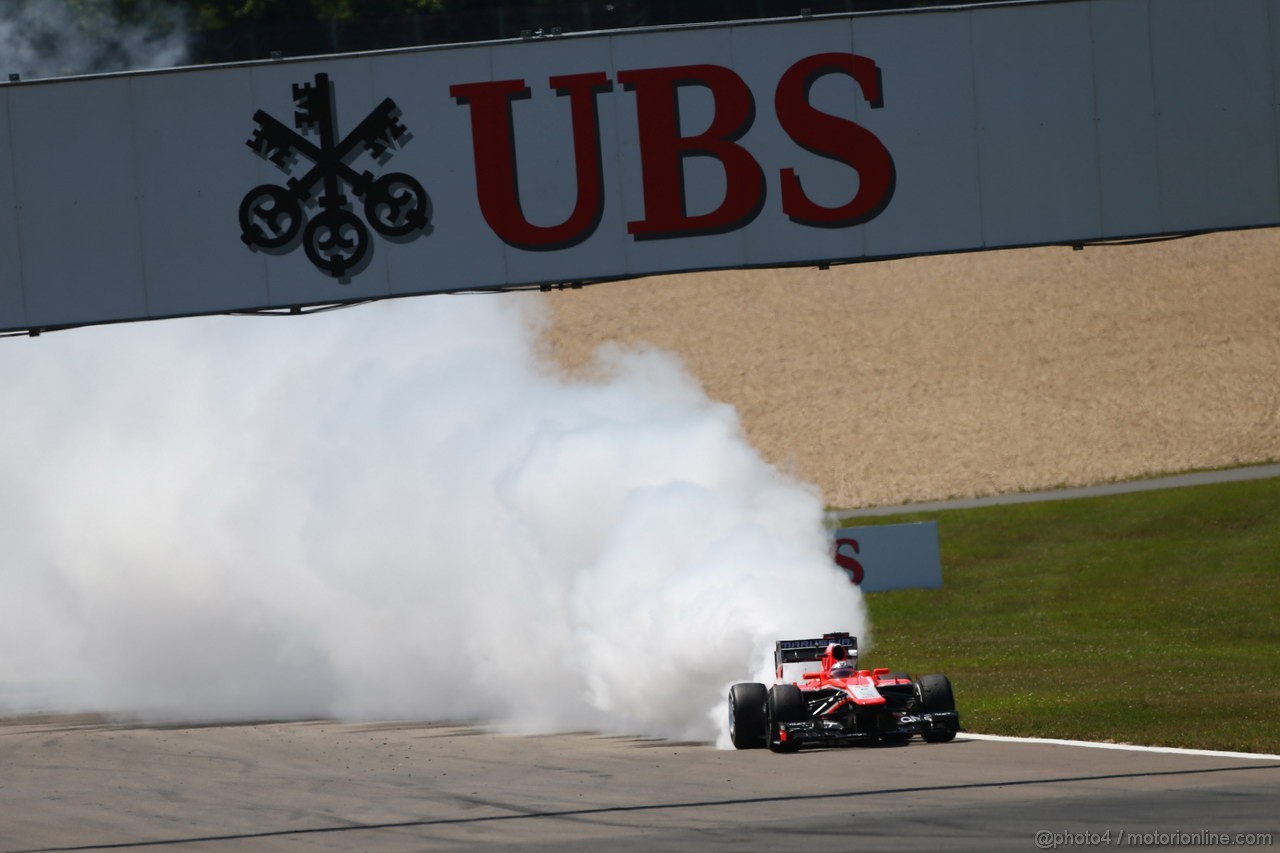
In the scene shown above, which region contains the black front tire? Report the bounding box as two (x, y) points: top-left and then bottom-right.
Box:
(767, 684), (805, 753)
(728, 683), (768, 749)
(916, 674), (958, 743)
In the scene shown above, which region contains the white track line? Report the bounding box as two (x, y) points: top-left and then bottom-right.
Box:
(962, 732), (1280, 761)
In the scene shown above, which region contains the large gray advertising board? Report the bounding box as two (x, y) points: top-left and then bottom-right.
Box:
(2, 0), (1278, 333)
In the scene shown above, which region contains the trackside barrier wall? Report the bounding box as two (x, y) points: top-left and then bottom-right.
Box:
(2, 0), (1279, 333)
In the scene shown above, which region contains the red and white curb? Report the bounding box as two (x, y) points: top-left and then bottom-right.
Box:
(962, 732), (1280, 761)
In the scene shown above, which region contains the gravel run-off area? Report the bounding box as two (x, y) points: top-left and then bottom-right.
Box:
(545, 229), (1280, 510)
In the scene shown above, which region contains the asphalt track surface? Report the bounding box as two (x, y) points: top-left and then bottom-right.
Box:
(2, 717), (1278, 852)
(6, 466), (1278, 851)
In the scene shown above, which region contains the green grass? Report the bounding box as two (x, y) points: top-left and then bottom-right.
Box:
(852, 476), (1280, 754)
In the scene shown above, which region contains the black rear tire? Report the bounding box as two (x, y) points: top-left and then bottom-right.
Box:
(767, 684), (805, 753)
(728, 683), (768, 749)
(916, 674), (958, 743)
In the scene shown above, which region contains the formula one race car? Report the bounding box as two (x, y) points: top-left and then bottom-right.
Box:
(729, 632), (959, 752)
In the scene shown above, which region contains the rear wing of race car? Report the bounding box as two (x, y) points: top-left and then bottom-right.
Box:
(774, 632), (858, 670)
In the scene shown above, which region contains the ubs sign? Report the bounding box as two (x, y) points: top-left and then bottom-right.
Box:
(240, 52), (894, 277)
(450, 53), (895, 250)
(15, 1), (1264, 336)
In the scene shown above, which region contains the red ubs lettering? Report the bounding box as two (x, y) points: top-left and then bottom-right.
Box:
(833, 537), (865, 586)
(450, 52), (894, 250)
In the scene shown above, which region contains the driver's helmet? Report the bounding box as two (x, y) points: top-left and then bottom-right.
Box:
(826, 642), (856, 677)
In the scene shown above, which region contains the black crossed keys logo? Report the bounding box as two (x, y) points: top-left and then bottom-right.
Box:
(239, 73), (431, 278)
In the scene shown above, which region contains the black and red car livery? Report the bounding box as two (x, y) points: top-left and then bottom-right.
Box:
(729, 632), (959, 752)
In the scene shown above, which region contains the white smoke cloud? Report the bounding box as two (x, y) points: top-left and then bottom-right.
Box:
(1, 0), (186, 80)
(0, 296), (865, 744)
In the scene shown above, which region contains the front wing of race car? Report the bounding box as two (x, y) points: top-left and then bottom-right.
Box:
(772, 708), (961, 750)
